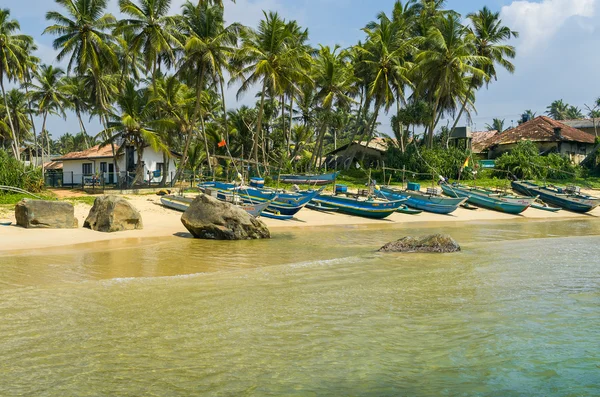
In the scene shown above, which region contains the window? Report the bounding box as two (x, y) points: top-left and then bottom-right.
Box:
(82, 163), (93, 175)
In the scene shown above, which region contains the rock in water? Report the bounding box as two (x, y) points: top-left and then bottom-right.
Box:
(379, 234), (460, 253)
(15, 199), (78, 229)
(181, 194), (270, 240)
(84, 195), (143, 232)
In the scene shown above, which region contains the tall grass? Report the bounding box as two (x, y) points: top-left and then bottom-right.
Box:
(0, 150), (44, 193)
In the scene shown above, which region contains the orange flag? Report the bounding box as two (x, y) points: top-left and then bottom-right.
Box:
(218, 139), (226, 148)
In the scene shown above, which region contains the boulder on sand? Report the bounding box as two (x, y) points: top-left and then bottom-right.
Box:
(15, 199), (78, 229)
(84, 195), (143, 232)
(378, 234), (460, 253)
(181, 194), (270, 240)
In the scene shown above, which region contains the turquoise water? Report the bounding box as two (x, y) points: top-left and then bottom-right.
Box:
(0, 219), (599, 396)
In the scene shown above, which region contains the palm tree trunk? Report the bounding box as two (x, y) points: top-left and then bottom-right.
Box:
(200, 114), (211, 176)
(280, 93), (286, 155)
(288, 94), (294, 156)
(396, 100), (405, 154)
(218, 77), (230, 146)
(76, 109), (90, 148)
(449, 92), (470, 138)
(134, 143), (145, 185)
(159, 151), (169, 187)
(1, 78), (20, 160)
(23, 84), (39, 166)
(429, 96), (442, 148)
(253, 82), (268, 176)
(41, 112), (49, 174)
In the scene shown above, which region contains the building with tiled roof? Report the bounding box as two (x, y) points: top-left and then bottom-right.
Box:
(561, 119), (599, 137)
(325, 137), (397, 168)
(471, 130), (498, 154)
(480, 116), (595, 164)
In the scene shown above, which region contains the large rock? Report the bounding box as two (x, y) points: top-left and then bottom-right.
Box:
(181, 194), (270, 240)
(84, 195), (143, 232)
(379, 234), (460, 253)
(15, 199), (78, 229)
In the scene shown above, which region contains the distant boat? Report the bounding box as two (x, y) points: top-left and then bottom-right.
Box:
(511, 181), (600, 213)
(160, 195), (269, 218)
(310, 194), (406, 219)
(441, 183), (535, 214)
(378, 185), (467, 214)
(278, 172), (339, 185)
(200, 182), (321, 217)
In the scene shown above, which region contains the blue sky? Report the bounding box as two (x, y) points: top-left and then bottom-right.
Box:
(5, 0), (600, 138)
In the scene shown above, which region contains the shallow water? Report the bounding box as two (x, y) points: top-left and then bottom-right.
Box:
(1, 219), (599, 396)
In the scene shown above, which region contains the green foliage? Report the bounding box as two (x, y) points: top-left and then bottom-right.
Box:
(0, 150), (44, 192)
(493, 140), (581, 180)
(385, 145), (471, 180)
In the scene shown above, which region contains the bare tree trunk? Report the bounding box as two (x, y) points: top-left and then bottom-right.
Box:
(1, 79), (20, 160)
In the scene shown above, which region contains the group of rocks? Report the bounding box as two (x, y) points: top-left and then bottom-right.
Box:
(15, 196), (143, 233)
(14, 194), (460, 251)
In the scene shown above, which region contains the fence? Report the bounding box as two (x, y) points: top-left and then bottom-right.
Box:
(45, 170), (180, 191)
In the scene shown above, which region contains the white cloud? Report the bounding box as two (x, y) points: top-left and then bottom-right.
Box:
(501, 0), (597, 53)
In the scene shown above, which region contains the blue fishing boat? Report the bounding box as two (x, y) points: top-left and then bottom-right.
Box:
(441, 183), (535, 214)
(310, 195), (406, 219)
(279, 172), (339, 185)
(160, 195), (269, 217)
(379, 185), (467, 214)
(511, 181), (600, 213)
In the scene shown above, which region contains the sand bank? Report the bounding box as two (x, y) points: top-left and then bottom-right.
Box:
(0, 193), (598, 254)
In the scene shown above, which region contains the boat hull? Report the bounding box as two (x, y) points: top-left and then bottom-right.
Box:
(379, 186), (466, 214)
(279, 172), (339, 185)
(511, 181), (600, 213)
(441, 184), (533, 214)
(310, 195), (405, 219)
(161, 195), (268, 217)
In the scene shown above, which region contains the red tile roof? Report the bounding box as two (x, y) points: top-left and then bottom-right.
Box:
(483, 116), (594, 150)
(472, 130), (498, 153)
(43, 160), (63, 170)
(55, 144), (121, 161)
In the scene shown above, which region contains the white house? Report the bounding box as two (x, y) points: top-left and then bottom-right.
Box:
(55, 144), (179, 186)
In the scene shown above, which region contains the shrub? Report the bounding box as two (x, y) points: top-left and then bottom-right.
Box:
(385, 145), (471, 180)
(0, 150), (44, 192)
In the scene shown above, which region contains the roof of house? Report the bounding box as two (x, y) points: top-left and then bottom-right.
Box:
(327, 137), (396, 156)
(55, 144), (122, 161)
(561, 119), (599, 129)
(471, 130), (498, 153)
(481, 116), (594, 150)
(44, 160), (63, 170)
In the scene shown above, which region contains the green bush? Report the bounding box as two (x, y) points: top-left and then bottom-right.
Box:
(385, 145), (471, 180)
(493, 141), (581, 180)
(0, 150), (44, 192)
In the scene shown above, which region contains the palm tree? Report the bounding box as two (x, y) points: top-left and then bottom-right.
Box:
(116, 0), (182, 87)
(232, 11), (312, 172)
(449, 6), (518, 135)
(62, 76), (92, 148)
(485, 118), (505, 132)
(21, 41), (41, 164)
(565, 105), (584, 120)
(310, 45), (356, 170)
(518, 109), (536, 124)
(545, 99), (569, 120)
(28, 65), (68, 165)
(0, 8), (34, 159)
(1, 89), (32, 155)
(102, 80), (166, 184)
(414, 14), (488, 147)
(176, 0), (240, 176)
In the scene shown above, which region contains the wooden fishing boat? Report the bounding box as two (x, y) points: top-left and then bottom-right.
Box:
(396, 205), (422, 215)
(160, 195), (269, 218)
(0, 221), (12, 226)
(530, 199), (561, 212)
(511, 181), (600, 213)
(310, 195), (406, 219)
(278, 172), (339, 185)
(378, 186), (466, 214)
(441, 183), (535, 214)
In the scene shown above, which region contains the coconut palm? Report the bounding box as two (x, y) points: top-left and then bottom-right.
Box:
(176, 0), (241, 176)
(232, 11), (312, 172)
(565, 106), (584, 120)
(102, 80), (166, 184)
(62, 76), (92, 148)
(414, 14), (488, 147)
(310, 45), (357, 170)
(545, 99), (569, 120)
(0, 8), (34, 159)
(485, 118), (505, 132)
(27, 65), (69, 164)
(116, 0), (182, 86)
(449, 6), (518, 135)
(21, 42), (42, 164)
(1, 89), (32, 153)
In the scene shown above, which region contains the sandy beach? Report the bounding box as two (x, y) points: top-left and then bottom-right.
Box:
(1, 190), (599, 254)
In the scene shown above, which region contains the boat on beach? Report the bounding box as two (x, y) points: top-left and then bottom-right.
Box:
(160, 195), (269, 217)
(441, 183), (535, 214)
(278, 172), (339, 185)
(511, 181), (600, 213)
(378, 185), (467, 214)
(310, 194), (406, 219)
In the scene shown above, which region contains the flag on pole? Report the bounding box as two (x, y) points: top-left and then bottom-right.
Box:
(218, 139), (226, 148)
(462, 157), (469, 169)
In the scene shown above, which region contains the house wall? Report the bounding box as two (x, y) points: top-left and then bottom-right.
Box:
(60, 147), (177, 185)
